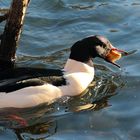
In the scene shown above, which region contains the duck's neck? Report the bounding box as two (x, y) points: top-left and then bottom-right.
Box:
(59, 59), (94, 96)
(64, 59), (94, 74)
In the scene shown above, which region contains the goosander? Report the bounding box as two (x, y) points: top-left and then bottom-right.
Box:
(0, 35), (126, 108)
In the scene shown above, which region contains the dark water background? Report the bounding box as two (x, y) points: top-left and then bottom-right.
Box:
(0, 0), (140, 139)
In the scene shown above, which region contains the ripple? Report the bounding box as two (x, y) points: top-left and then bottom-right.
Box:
(109, 29), (119, 33)
(132, 2), (140, 6)
(68, 4), (96, 10)
(0, 8), (9, 14)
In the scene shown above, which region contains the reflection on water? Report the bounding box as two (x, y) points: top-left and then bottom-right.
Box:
(14, 121), (57, 140)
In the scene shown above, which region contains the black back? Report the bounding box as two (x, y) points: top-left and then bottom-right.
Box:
(0, 67), (66, 93)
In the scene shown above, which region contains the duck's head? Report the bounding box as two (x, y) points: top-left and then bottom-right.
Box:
(70, 35), (127, 68)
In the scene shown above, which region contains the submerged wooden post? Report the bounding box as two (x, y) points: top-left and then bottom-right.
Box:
(0, 0), (30, 69)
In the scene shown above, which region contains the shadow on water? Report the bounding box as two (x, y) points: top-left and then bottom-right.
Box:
(0, 63), (125, 140)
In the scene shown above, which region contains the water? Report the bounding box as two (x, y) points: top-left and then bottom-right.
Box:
(0, 0), (140, 139)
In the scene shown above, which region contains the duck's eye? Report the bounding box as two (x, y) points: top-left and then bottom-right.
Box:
(102, 44), (106, 49)
(103, 41), (112, 50)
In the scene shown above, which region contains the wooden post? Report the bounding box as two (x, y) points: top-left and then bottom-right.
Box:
(0, 0), (30, 69)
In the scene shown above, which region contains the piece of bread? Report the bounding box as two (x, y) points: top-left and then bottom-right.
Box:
(106, 50), (122, 62)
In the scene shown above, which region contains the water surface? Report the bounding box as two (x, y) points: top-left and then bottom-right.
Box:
(0, 0), (140, 139)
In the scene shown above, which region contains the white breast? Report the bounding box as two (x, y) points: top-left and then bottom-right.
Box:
(60, 59), (94, 96)
(59, 72), (94, 96)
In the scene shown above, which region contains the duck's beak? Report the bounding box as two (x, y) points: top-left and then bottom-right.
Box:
(106, 48), (128, 68)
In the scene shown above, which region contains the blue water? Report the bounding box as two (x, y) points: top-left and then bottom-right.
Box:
(0, 0), (140, 139)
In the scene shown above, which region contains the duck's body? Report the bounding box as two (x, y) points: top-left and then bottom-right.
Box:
(0, 59), (94, 108)
(0, 35), (125, 108)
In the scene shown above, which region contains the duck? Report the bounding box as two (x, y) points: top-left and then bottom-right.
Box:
(0, 35), (127, 109)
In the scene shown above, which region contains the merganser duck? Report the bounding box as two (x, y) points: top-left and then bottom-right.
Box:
(0, 35), (127, 108)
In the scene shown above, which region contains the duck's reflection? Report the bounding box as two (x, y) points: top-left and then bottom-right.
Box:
(13, 96), (111, 140)
(14, 120), (57, 140)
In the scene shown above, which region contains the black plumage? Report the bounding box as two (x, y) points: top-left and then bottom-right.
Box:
(0, 67), (66, 93)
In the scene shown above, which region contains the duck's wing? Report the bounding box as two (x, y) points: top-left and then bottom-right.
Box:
(0, 67), (63, 80)
(0, 78), (45, 93)
(0, 67), (65, 93)
(0, 76), (66, 93)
